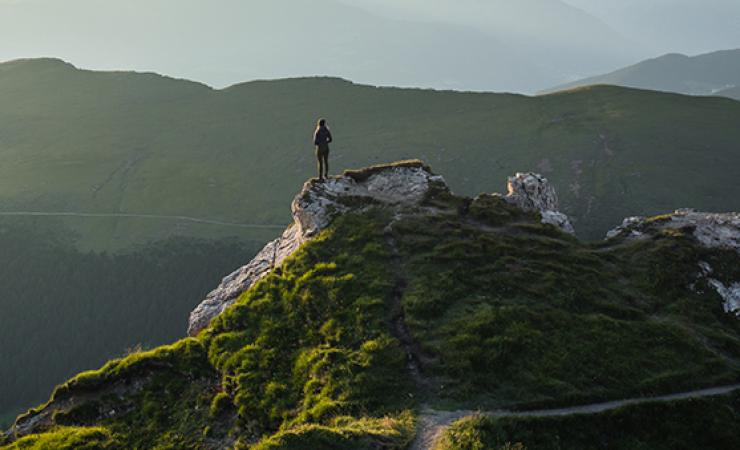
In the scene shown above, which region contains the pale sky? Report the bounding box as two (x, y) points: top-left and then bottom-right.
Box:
(0, 0), (737, 93)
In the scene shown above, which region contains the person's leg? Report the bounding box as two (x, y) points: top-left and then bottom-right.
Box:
(316, 146), (324, 179)
(323, 148), (330, 178)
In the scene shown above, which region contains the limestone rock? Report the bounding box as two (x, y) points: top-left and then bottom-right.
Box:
(504, 172), (575, 234)
(187, 161), (446, 336)
(187, 164), (576, 336)
(606, 209), (740, 252)
(707, 279), (740, 317)
(609, 210), (740, 319)
(186, 224), (303, 336)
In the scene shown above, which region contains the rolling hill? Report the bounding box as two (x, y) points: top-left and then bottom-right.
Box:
(3, 162), (739, 449)
(0, 0), (639, 94)
(2, 60), (740, 426)
(543, 49), (740, 96)
(2, 58), (740, 247)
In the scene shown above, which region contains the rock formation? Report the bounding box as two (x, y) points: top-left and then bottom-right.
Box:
(188, 162), (574, 336)
(606, 209), (740, 251)
(607, 209), (740, 317)
(188, 161), (448, 336)
(503, 172), (575, 234)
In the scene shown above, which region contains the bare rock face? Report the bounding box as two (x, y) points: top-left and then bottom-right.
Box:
(606, 209), (740, 251)
(698, 262), (740, 318)
(504, 172), (575, 234)
(187, 161), (446, 336)
(186, 224), (303, 336)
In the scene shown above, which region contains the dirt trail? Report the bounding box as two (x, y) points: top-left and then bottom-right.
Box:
(411, 384), (740, 450)
(383, 219), (433, 390)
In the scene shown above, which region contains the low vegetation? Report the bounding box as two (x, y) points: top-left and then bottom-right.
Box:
(4, 176), (738, 448)
(438, 391), (740, 450)
(0, 221), (259, 427)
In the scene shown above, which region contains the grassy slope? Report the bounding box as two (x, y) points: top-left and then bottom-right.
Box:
(439, 391), (740, 450)
(0, 220), (261, 426)
(4, 174), (738, 448)
(2, 59), (740, 246)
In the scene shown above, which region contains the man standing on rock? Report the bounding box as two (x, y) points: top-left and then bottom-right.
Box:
(313, 118), (333, 181)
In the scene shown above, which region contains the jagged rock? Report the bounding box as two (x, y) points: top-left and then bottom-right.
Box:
(186, 224), (303, 336)
(707, 279), (740, 317)
(504, 172), (575, 234)
(606, 209), (740, 252)
(187, 161), (446, 336)
(610, 210), (740, 319)
(188, 163), (576, 336)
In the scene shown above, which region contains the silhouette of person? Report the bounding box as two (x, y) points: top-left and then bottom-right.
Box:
(313, 118), (333, 180)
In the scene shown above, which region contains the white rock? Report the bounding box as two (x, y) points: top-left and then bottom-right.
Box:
(505, 172), (575, 234)
(606, 210), (740, 252)
(187, 163), (445, 336)
(188, 165), (575, 335)
(707, 279), (740, 317)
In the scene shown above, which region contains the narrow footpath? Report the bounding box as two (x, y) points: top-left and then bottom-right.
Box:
(410, 384), (740, 450)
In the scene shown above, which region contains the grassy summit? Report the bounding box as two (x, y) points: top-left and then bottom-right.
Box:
(4, 163), (739, 449)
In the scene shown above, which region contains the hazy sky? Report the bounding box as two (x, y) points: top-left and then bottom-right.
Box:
(0, 0), (737, 92)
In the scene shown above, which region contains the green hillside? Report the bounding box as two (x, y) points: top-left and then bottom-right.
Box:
(0, 219), (261, 429)
(3, 163), (738, 449)
(439, 391), (740, 450)
(542, 49), (740, 97)
(2, 58), (740, 246)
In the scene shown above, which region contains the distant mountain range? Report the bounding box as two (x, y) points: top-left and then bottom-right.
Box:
(717, 86), (740, 100)
(542, 49), (740, 97)
(0, 0), (642, 93)
(564, 0), (740, 56)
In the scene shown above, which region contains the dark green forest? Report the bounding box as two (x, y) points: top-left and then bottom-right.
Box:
(0, 221), (259, 427)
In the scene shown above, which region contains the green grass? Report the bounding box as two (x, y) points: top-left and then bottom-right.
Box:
(5, 187), (739, 448)
(2, 426), (122, 450)
(437, 391), (740, 450)
(391, 199), (740, 409)
(1, 59), (740, 248)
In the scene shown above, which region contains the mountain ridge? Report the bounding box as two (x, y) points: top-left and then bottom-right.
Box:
(2, 59), (740, 248)
(542, 48), (740, 96)
(4, 161), (739, 449)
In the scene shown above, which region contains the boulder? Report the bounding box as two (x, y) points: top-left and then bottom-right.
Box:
(504, 172), (575, 234)
(606, 209), (740, 252)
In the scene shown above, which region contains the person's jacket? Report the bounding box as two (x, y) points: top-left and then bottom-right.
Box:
(314, 126), (333, 146)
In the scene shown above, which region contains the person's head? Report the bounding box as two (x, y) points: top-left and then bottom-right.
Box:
(317, 118), (326, 127)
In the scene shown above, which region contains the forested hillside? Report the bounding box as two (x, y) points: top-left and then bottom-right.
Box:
(1, 58), (740, 244)
(0, 220), (259, 427)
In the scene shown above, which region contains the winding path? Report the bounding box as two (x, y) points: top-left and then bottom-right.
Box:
(411, 384), (740, 450)
(0, 211), (286, 230)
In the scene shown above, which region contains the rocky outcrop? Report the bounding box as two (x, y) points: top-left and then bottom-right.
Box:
(606, 209), (740, 252)
(608, 209), (740, 318)
(187, 161), (447, 336)
(697, 262), (740, 318)
(188, 163), (575, 336)
(504, 172), (575, 234)
(187, 225), (303, 336)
